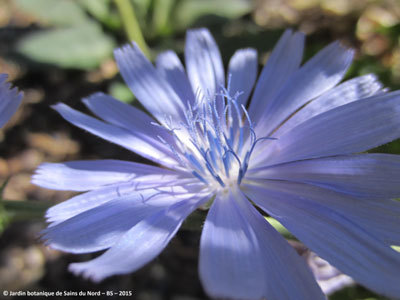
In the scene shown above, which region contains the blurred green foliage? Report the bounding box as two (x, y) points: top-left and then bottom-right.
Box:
(174, 0), (251, 31)
(15, 0), (116, 69)
(13, 0), (253, 69)
(265, 217), (295, 240)
(0, 204), (11, 235)
(109, 81), (135, 103)
(15, 0), (88, 26)
(0, 178), (51, 235)
(79, 0), (121, 29)
(17, 23), (115, 69)
(0, 178), (11, 235)
(0, 200), (51, 223)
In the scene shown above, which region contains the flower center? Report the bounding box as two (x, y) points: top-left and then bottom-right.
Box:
(154, 81), (274, 191)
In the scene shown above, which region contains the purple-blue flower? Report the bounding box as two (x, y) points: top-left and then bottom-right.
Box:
(33, 28), (400, 299)
(0, 74), (22, 128)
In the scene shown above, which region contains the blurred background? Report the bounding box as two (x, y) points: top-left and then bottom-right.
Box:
(0, 0), (399, 299)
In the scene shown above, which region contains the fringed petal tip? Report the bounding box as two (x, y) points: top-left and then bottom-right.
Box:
(37, 228), (48, 242)
(227, 48), (258, 108)
(113, 38), (185, 125)
(185, 27), (224, 100)
(0, 73), (23, 128)
(0, 74), (23, 98)
(50, 102), (67, 112)
(31, 163), (71, 192)
(37, 224), (63, 250)
(69, 263), (105, 283)
(44, 211), (60, 224)
(113, 41), (140, 58)
(30, 163), (51, 184)
(38, 227), (57, 248)
(81, 92), (108, 105)
(4, 85), (23, 102)
(186, 27), (211, 37)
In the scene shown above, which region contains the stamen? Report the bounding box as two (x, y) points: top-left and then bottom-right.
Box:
(231, 95), (243, 127)
(185, 153), (204, 173)
(242, 136), (278, 176)
(157, 135), (186, 167)
(204, 157), (225, 187)
(206, 130), (219, 165)
(206, 147), (218, 171)
(150, 84), (277, 189)
(223, 149), (242, 169)
(223, 132), (233, 150)
(192, 171), (208, 184)
(242, 104), (253, 130)
(222, 149), (231, 177)
(211, 100), (223, 137)
(237, 126), (244, 155)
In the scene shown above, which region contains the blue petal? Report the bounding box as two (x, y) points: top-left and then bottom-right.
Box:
(199, 189), (325, 300)
(236, 191), (325, 300)
(185, 28), (224, 100)
(156, 50), (195, 105)
(52, 103), (178, 168)
(227, 48), (258, 108)
(249, 153), (400, 200)
(245, 183), (400, 298)
(259, 91), (400, 166)
(247, 179), (400, 246)
(84, 93), (176, 141)
(42, 191), (171, 253)
(82, 92), (183, 166)
(45, 186), (134, 224)
(0, 74), (22, 128)
(254, 40), (354, 137)
(276, 74), (383, 136)
(32, 159), (176, 191)
(45, 178), (201, 224)
(69, 196), (207, 282)
(248, 30), (304, 126)
(199, 191), (265, 300)
(114, 43), (185, 124)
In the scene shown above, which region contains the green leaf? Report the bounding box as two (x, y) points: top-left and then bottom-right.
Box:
(78, 0), (121, 29)
(1, 200), (51, 221)
(0, 178), (10, 235)
(15, 0), (88, 27)
(109, 81), (135, 103)
(79, 0), (110, 19)
(174, 0), (252, 30)
(0, 177), (10, 196)
(152, 0), (175, 36)
(114, 0), (151, 58)
(17, 23), (116, 70)
(0, 204), (11, 235)
(392, 245), (400, 252)
(130, 0), (152, 20)
(265, 217), (295, 239)
(181, 209), (207, 231)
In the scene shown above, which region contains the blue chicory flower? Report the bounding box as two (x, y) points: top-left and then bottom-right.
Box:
(0, 74), (22, 128)
(33, 28), (400, 299)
